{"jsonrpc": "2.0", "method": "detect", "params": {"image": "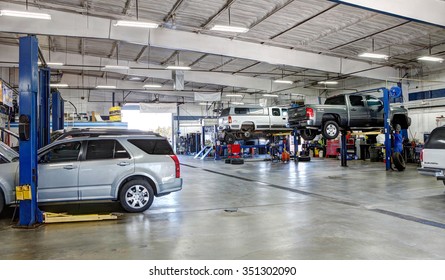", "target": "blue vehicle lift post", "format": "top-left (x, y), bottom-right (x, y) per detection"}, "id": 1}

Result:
top-left (39, 67), bottom-right (51, 148)
top-left (18, 36), bottom-right (43, 226)
top-left (52, 91), bottom-right (64, 131)
top-left (348, 86), bottom-right (402, 170)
